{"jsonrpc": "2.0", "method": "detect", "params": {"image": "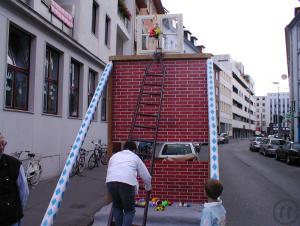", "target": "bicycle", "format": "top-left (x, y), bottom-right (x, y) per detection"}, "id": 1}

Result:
top-left (88, 140), bottom-right (109, 169)
top-left (12, 150), bottom-right (42, 186)
top-left (70, 148), bottom-right (88, 177)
